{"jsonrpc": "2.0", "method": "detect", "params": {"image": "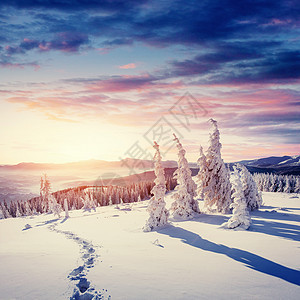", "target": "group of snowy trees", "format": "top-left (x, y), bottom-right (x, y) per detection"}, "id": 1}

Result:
top-left (0, 174), bottom-right (177, 219)
top-left (1, 118), bottom-right (299, 224)
top-left (145, 119), bottom-right (263, 231)
top-left (144, 134), bottom-right (202, 232)
top-left (253, 173), bottom-right (300, 193)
